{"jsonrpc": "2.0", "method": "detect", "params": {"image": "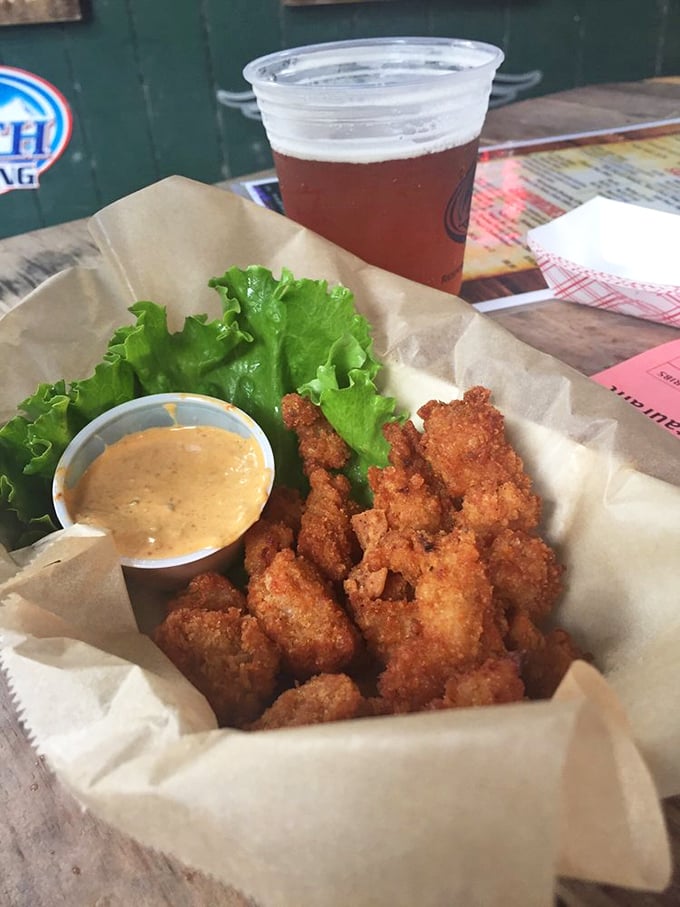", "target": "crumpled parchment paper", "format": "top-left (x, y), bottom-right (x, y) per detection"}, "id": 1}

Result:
top-left (1, 176), bottom-right (679, 907)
